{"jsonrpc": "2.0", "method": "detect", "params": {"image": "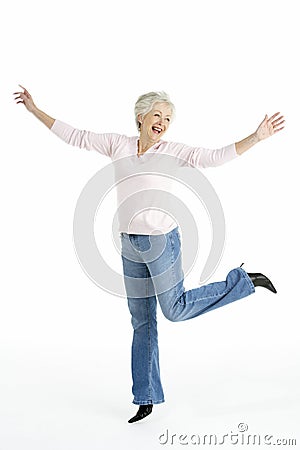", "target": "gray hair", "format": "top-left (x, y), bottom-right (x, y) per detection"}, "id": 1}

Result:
top-left (134, 91), bottom-right (176, 131)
